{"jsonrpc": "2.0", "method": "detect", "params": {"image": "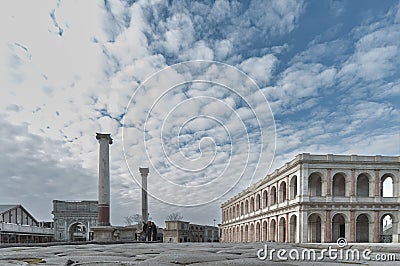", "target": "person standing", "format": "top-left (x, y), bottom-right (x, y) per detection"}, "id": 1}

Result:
top-left (151, 222), bottom-right (157, 241)
top-left (142, 221), bottom-right (148, 241)
top-left (146, 221), bottom-right (152, 241)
